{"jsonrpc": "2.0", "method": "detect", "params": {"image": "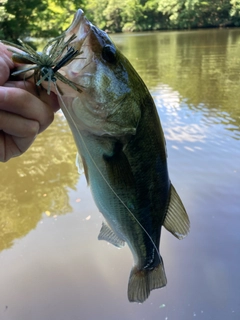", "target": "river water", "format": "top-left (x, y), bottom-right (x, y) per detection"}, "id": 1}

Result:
top-left (0, 28), bottom-right (240, 320)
